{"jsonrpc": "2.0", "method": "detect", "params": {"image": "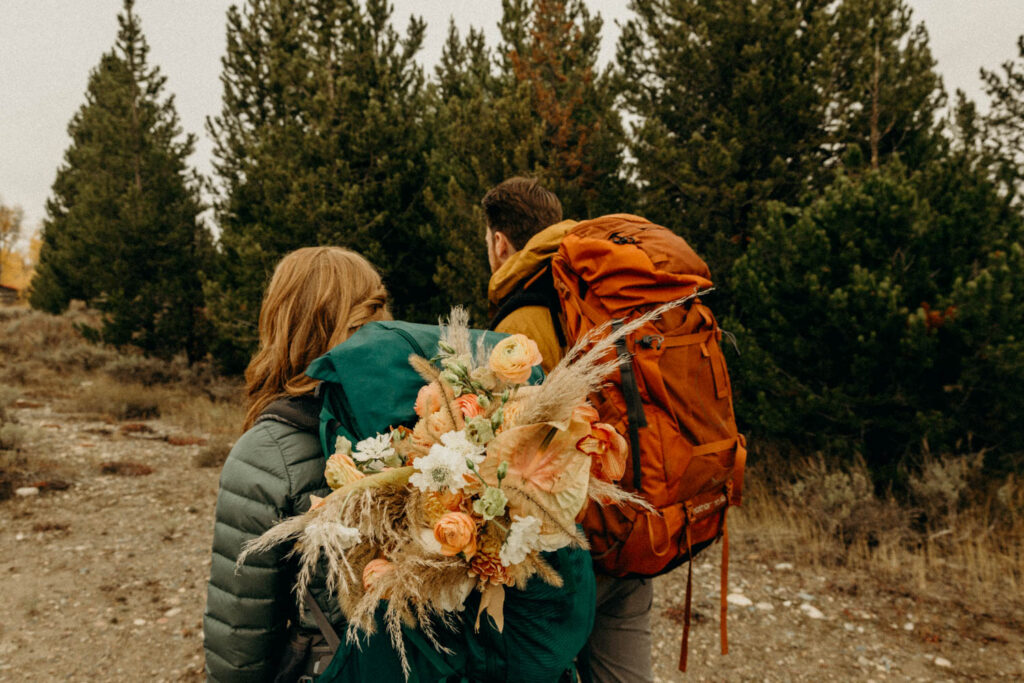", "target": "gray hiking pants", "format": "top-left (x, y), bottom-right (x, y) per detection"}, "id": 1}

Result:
top-left (584, 576), bottom-right (655, 683)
